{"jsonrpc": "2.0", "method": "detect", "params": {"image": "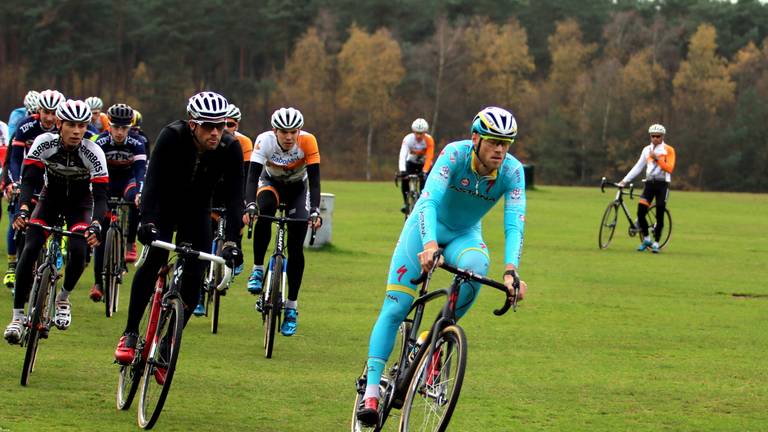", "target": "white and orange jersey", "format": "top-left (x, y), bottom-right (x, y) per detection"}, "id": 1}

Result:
top-left (622, 142), bottom-right (676, 183)
top-left (399, 132), bottom-right (435, 172)
top-left (251, 130), bottom-right (320, 183)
